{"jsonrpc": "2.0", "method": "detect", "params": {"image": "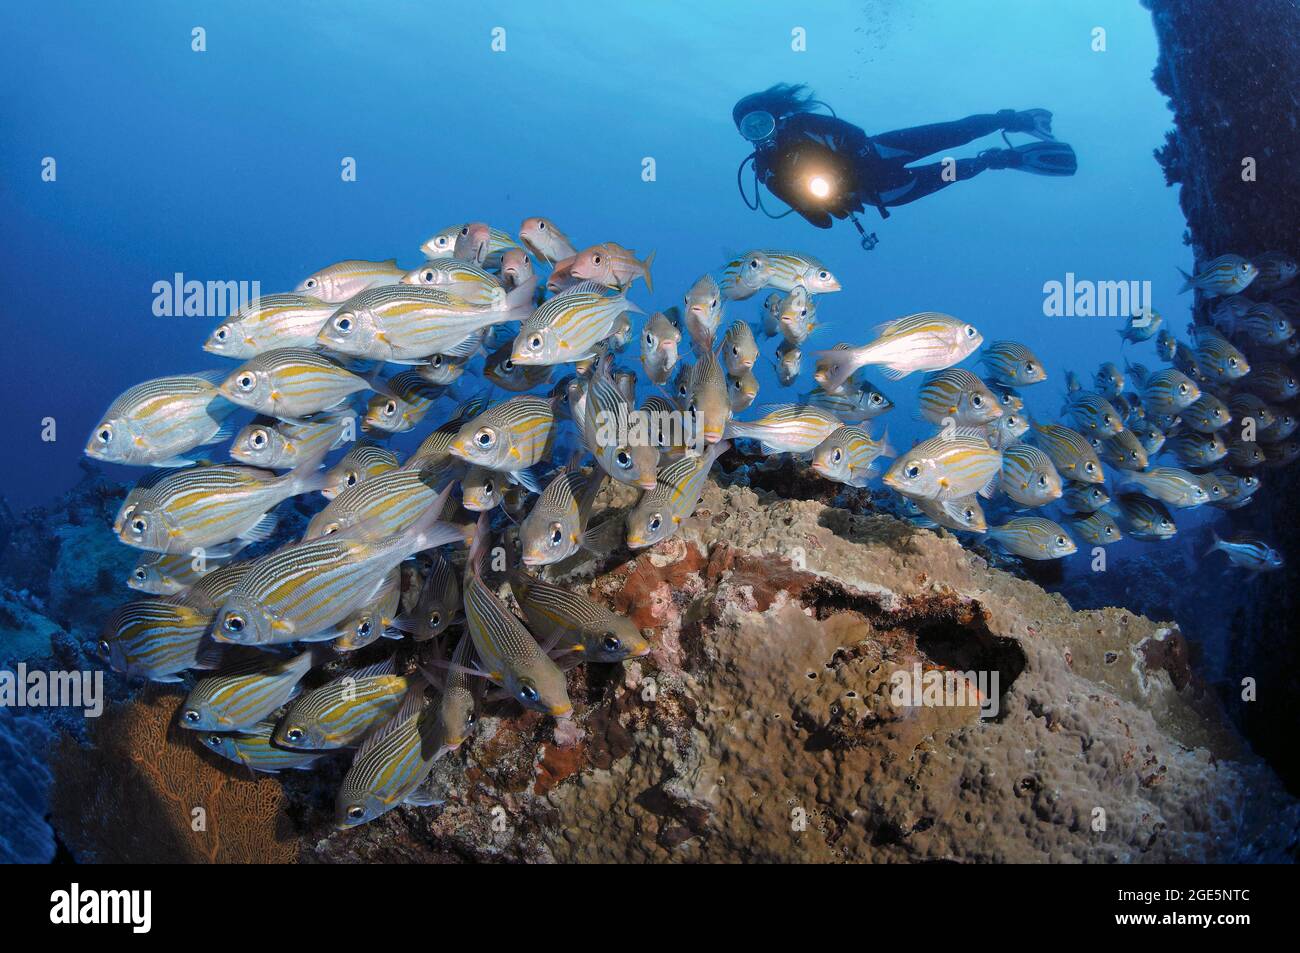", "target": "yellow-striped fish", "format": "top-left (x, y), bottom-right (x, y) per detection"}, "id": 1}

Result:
top-left (1068, 510), bottom-right (1123, 545)
top-left (99, 561), bottom-right (250, 682)
top-left (979, 341), bottom-right (1047, 387)
top-left (116, 454), bottom-right (326, 553)
top-left (127, 544), bottom-right (246, 596)
top-left (462, 520), bottom-right (572, 717)
top-left (987, 517), bottom-right (1076, 559)
top-left (719, 251), bottom-right (774, 301)
top-left (999, 444), bottom-right (1062, 507)
top-left (448, 396), bottom-right (556, 485)
top-left (276, 655), bottom-right (411, 751)
top-left (754, 250), bottom-right (841, 293)
top-left (362, 371), bottom-right (445, 434)
top-left (1118, 467), bottom-right (1210, 508)
top-left (200, 719), bottom-right (326, 774)
top-left (810, 425), bottom-right (895, 487)
top-left (626, 440), bottom-right (730, 548)
top-left (296, 258), bottom-right (404, 303)
top-left (641, 310), bottom-right (682, 385)
top-left (512, 282), bottom-right (641, 366)
top-left (1031, 422), bottom-right (1105, 484)
top-left (509, 568), bottom-right (648, 662)
top-left (305, 462), bottom-right (447, 540)
top-left (520, 468), bottom-right (605, 566)
top-left (919, 369), bottom-right (1003, 426)
top-left (213, 487), bottom-right (460, 645)
top-left (335, 680), bottom-right (440, 828)
top-left (317, 281), bottom-right (533, 363)
top-left (230, 411), bottom-right (352, 470)
top-left (883, 431), bottom-right (1001, 502)
top-left (1178, 254), bottom-right (1257, 297)
top-left (86, 372), bottom-right (235, 467)
top-left (180, 647), bottom-right (317, 732)
top-left (725, 403), bottom-right (843, 454)
top-left (204, 293), bottom-right (338, 358)
top-left (421, 223), bottom-right (519, 264)
top-left (815, 313), bottom-right (982, 391)
top-left (321, 440), bottom-right (399, 500)
top-left (219, 348), bottom-right (373, 420)
top-left (777, 286), bottom-right (818, 346)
